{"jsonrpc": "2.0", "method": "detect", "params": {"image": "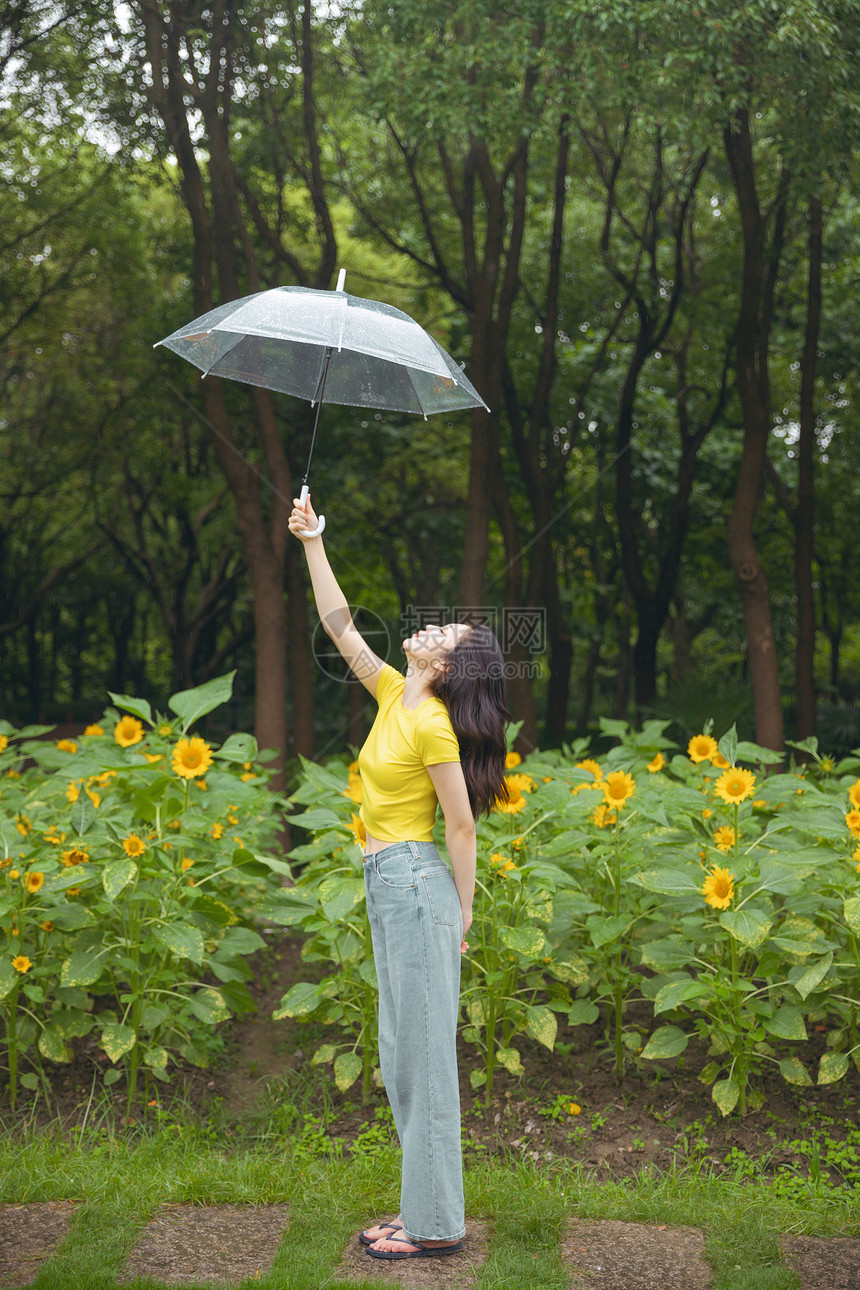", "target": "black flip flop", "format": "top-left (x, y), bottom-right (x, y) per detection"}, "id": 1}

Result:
top-left (358, 1221), bottom-right (402, 1247)
top-left (366, 1230), bottom-right (464, 1260)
